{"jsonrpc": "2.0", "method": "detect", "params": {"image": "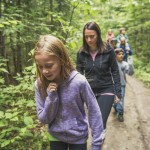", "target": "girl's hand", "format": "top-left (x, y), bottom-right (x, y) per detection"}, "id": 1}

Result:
top-left (115, 95), bottom-right (120, 103)
top-left (47, 82), bottom-right (58, 92)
